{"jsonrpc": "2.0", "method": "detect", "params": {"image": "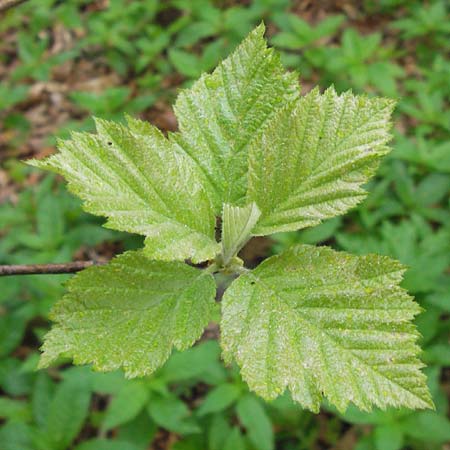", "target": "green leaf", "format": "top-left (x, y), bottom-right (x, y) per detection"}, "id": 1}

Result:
top-left (160, 340), bottom-right (225, 384)
top-left (424, 343), bottom-right (450, 365)
top-left (374, 424), bottom-right (404, 450)
top-left (221, 244), bottom-right (432, 412)
top-left (171, 435), bottom-right (205, 450)
top-left (224, 428), bottom-right (247, 450)
top-left (0, 304), bottom-right (33, 358)
top-left (89, 371), bottom-right (128, 395)
top-left (117, 411), bottom-right (157, 448)
top-left (0, 398), bottom-right (31, 421)
top-left (102, 381), bottom-right (149, 431)
top-left (402, 411), bottom-right (450, 444)
top-left (44, 375), bottom-right (92, 450)
top-left (38, 251), bottom-right (216, 377)
top-left (0, 422), bottom-right (33, 450)
top-left (173, 23), bottom-right (299, 209)
top-left (74, 439), bottom-right (140, 450)
top-left (169, 48), bottom-right (202, 78)
top-left (337, 404), bottom-right (409, 426)
top-left (28, 116), bottom-right (218, 263)
top-left (221, 202), bottom-right (261, 264)
top-left (248, 87), bottom-right (395, 235)
top-left (31, 373), bottom-right (54, 429)
top-left (208, 414), bottom-right (232, 450)
top-left (236, 395), bottom-right (274, 450)
top-left (197, 383), bottom-right (241, 416)
top-left (147, 394), bottom-right (201, 434)
top-left (0, 358), bottom-right (32, 397)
